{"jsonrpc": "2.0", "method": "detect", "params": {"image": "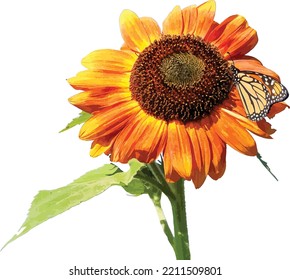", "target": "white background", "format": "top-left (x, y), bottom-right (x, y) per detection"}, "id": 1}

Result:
top-left (0, 0), bottom-right (289, 279)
